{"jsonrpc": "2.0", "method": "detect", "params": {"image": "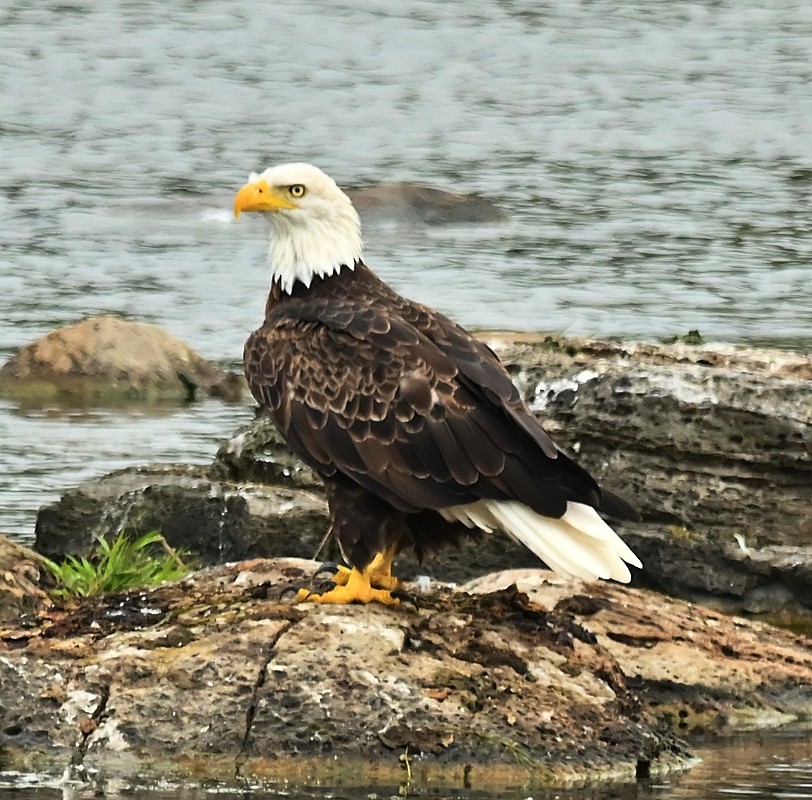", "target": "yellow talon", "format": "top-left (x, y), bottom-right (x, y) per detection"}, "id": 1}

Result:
top-left (328, 564), bottom-right (352, 586)
top-left (366, 547), bottom-right (401, 591)
top-left (320, 544), bottom-right (401, 592)
top-left (302, 566), bottom-right (400, 606)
